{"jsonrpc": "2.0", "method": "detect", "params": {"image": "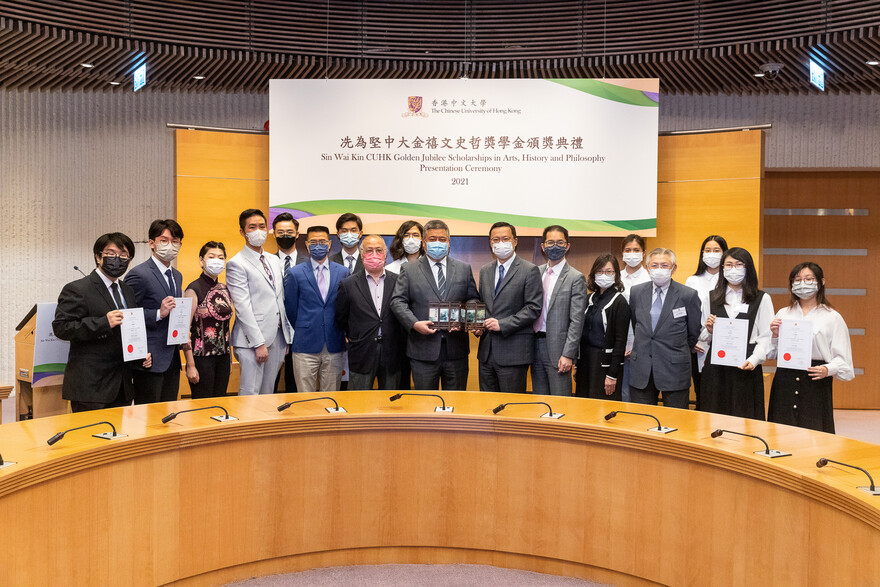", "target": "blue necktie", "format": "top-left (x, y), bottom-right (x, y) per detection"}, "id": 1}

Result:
top-left (494, 264), bottom-right (505, 295)
top-left (165, 269), bottom-right (175, 295)
top-left (650, 288), bottom-right (663, 331)
top-left (436, 262), bottom-right (447, 299)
